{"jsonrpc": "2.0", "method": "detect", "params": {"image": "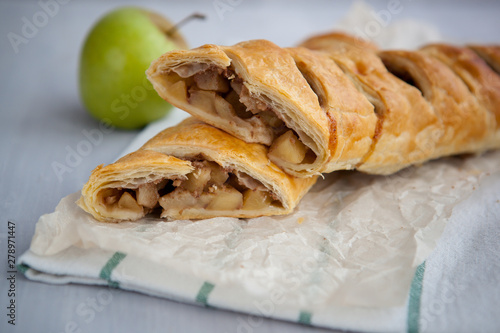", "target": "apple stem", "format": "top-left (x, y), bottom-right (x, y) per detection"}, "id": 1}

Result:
top-left (166, 13), bottom-right (206, 37)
